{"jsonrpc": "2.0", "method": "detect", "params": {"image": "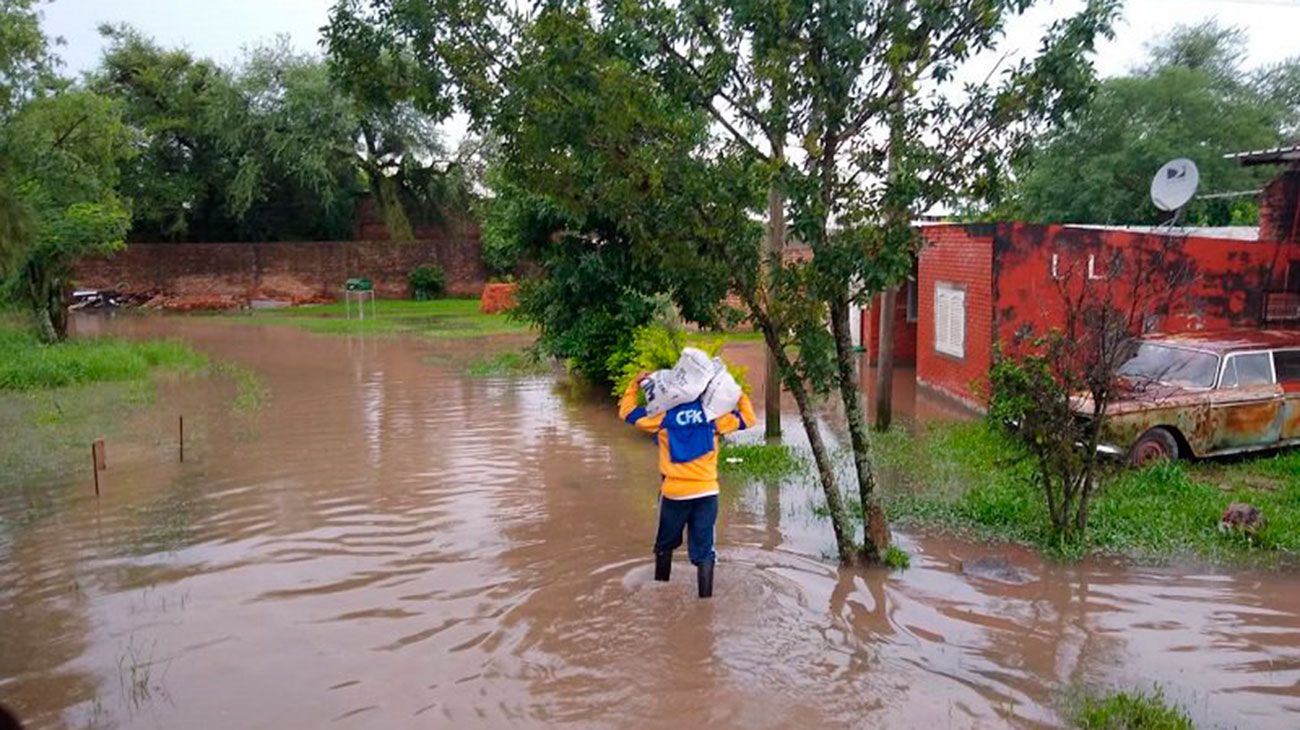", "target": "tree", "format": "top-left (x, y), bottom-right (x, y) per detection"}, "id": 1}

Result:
top-left (1006, 22), bottom-right (1290, 226)
top-left (989, 240), bottom-right (1194, 541)
top-left (92, 25), bottom-right (235, 241)
top-left (326, 0), bottom-right (1117, 564)
top-left (0, 0), bottom-right (60, 267)
top-left (1, 89), bottom-right (133, 341)
top-left (0, 0), bottom-right (59, 121)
